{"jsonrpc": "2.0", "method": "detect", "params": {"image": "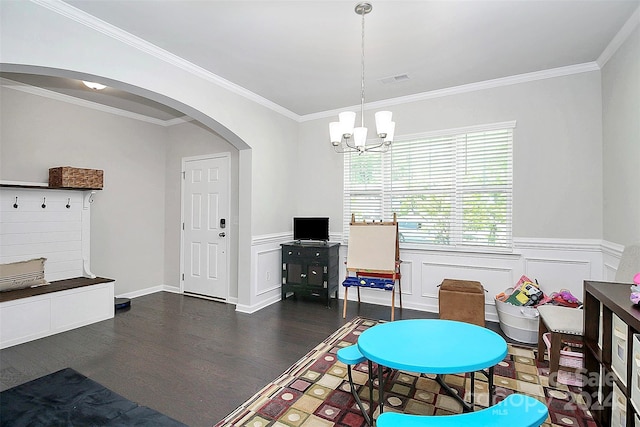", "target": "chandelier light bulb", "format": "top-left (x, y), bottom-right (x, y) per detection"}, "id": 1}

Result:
top-left (375, 111), bottom-right (393, 137)
top-left (330, 122), bottom-right (343, 144)
top-left (353, 127), bottom-right (368, 148)
top-left (384, 122), bottom-right (396, 143)
top-left (339, 111), bottom-right (356, 138)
